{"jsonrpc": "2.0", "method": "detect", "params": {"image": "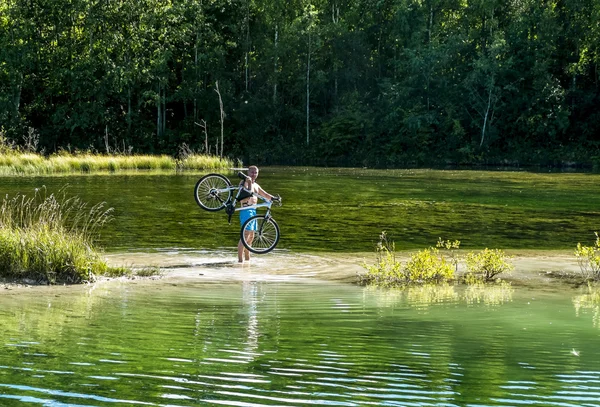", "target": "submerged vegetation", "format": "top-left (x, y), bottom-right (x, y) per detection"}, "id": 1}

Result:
top-left (0, 188), bottom-right (132, 284)
top-left (360, 232), bottom-right (514, 288)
